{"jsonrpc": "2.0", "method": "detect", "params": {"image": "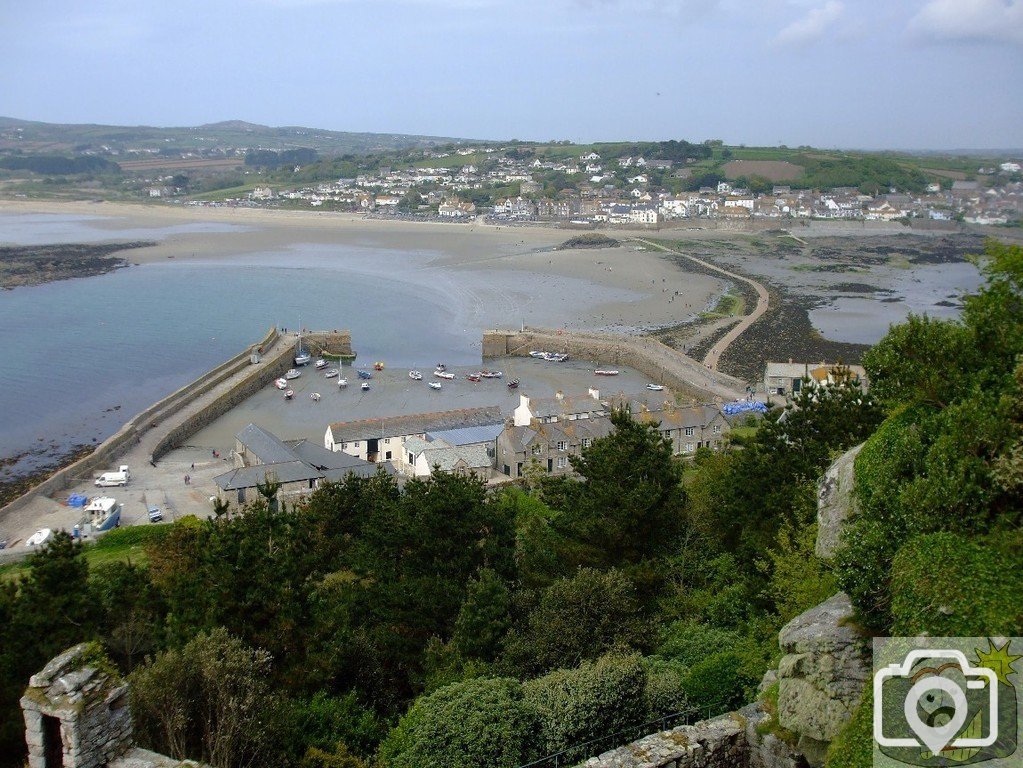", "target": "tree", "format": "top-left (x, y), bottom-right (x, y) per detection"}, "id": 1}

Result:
top-left (130, 628), bottom-right (286, 768)
top-left (556, 409), bottom-right (684, 567)
top-left (506, 568), bottom-right (647, 674)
